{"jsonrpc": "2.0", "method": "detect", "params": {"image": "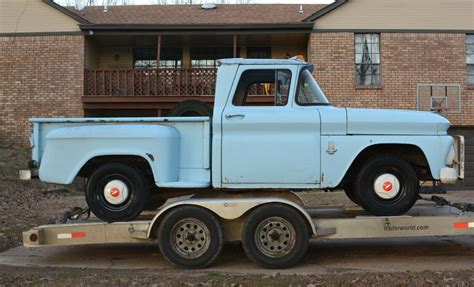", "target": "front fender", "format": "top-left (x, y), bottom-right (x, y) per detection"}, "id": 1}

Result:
top-left (38, 124), bottom-right (180, 184)
top-left (320, 135), bottom-right (453, 188)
